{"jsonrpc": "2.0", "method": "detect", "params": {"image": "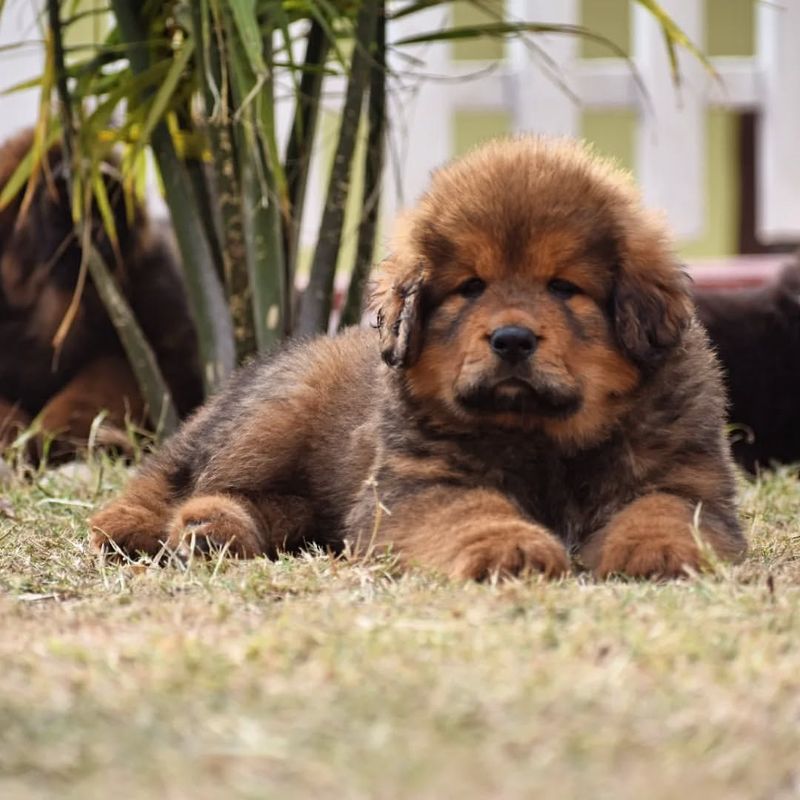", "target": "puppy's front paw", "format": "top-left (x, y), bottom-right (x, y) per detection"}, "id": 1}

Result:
top-left (90, 502), bottom-right (167, 559)
top-left (166, 495), bottom-right (264, 559)
top-left (449, 524), bottom-right (569, 581)
top-left (586, 514), bottom-right (702, 579)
